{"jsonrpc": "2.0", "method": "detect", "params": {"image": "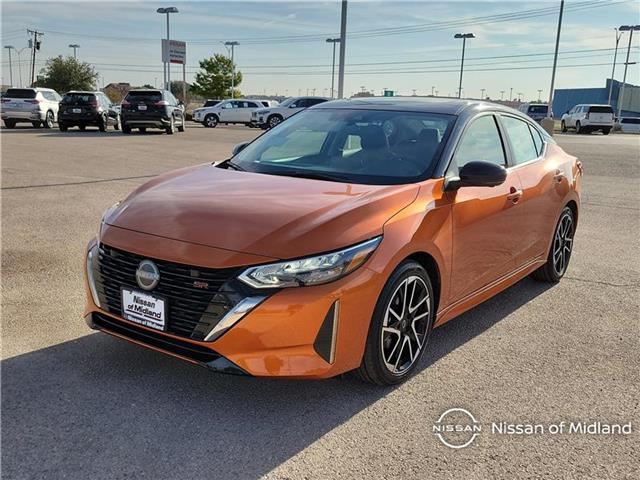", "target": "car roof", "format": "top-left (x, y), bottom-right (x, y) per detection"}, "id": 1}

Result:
top-left (65, 90), bottom-right (101, 94)
top-left (313, 96), bottom-right (518, 116)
